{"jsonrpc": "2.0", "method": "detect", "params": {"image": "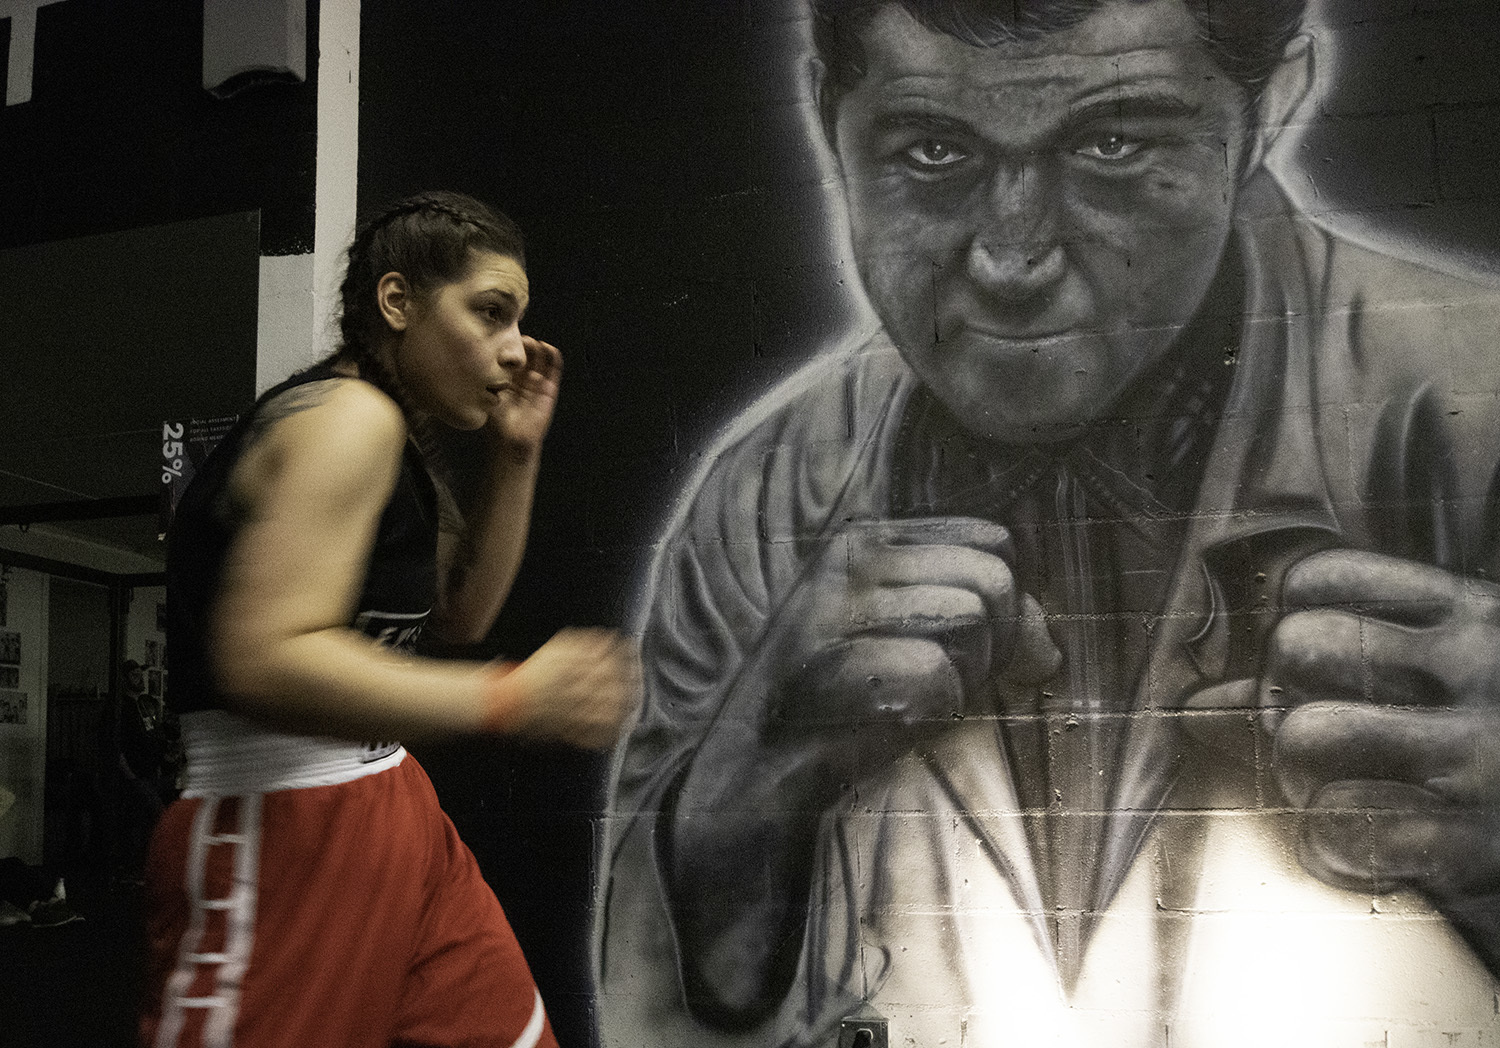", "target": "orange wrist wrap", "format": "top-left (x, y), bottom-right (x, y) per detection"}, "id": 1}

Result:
top-left (478, 660), bottom-right (527, 734)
